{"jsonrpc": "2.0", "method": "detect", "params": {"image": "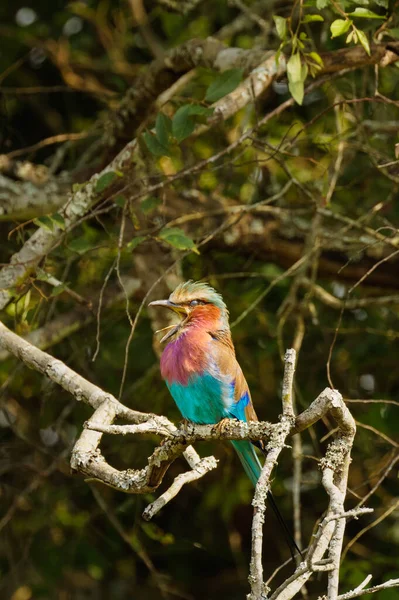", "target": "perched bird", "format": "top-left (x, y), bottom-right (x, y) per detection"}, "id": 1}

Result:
top-left (149, 280), bottom-right (263, 486)
top-left (150, 280), bottom-right (299, 556)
